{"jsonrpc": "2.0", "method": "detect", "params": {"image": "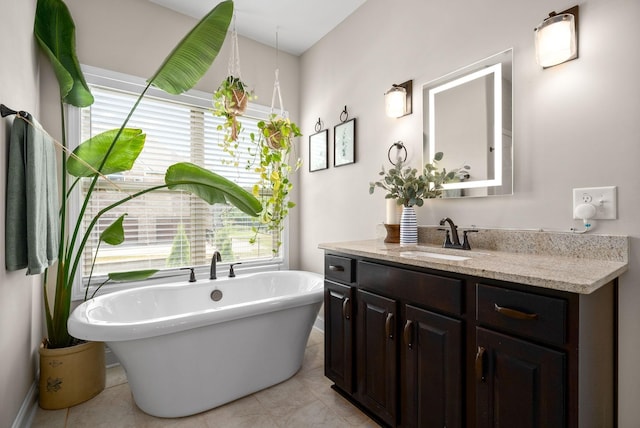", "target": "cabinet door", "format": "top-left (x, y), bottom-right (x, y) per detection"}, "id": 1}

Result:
top-left (401, 305), bottom-right (462, 428)
top-left (357, 289), bottom-right (398, 427)
top-left (476, 328), bottom-right (566, 428)
top-left (324, 281), bottom-right (354, 393)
